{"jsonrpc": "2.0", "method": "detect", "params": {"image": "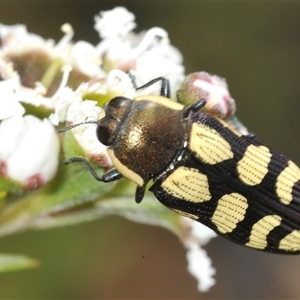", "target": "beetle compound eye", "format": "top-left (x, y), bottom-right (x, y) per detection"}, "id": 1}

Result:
top-left (105, 96), bottom-right (133, 125)
top-left (96, 125), bottom-right (111, 146)
top-left (108, 96), bottom-right (130, 109)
